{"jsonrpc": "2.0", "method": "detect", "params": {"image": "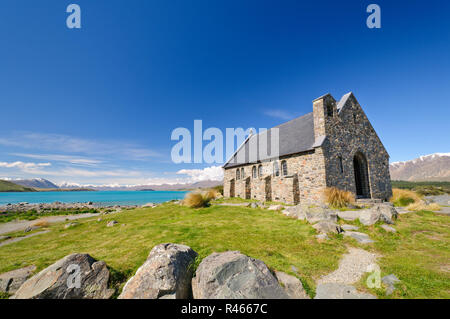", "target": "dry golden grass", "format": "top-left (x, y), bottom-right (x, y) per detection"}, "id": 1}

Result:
top-left (390, 188), bottom-right (422, 207)
top-left (324, 187), bottom-right (355, 208)
top-left (407, 201), bottom-right (441, 212)
top-left (31, 220), bottom-right (50, 227)
top-left (183, 192), bottom-right (211, 208)
top-left (204, 189), bottom-right (219, 201)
